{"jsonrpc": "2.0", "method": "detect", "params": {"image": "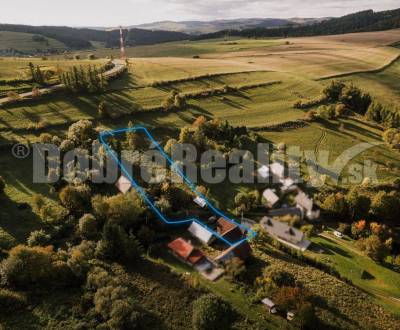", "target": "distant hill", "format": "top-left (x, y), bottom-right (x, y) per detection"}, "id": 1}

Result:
top-left (0, 24), bottom-right (189, 53)
top-left (131, 17), bottom-right (327, 35)
top-left (196, 8), bottom-right (400, 40)
top-left (0, 31), bottom-right (67, 56)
